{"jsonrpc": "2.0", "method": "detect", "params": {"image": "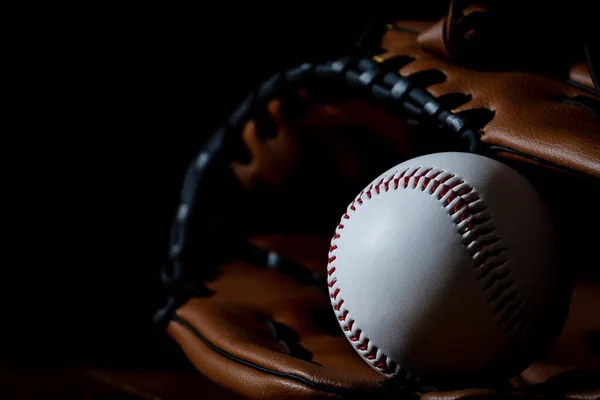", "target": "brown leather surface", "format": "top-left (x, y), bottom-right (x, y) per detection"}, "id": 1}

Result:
top-left (519, 279), bottom-right (600, 384)
top-left (416, 1), bottom-right (594, 76)
top-left (232, 96), bottom-right (417, 192)
top-left (416, 18), bottom-right (450, 60)
top-left (168, 260), bottom-right (385, 400)
top-left (569, 62), bottom-right (595, 89)
top-left (417, 2), bottom-right (487, 62)
top-left (383, 23), bottom-right (600, 179)
top-left (168, 321), bottom-right (339, 400)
